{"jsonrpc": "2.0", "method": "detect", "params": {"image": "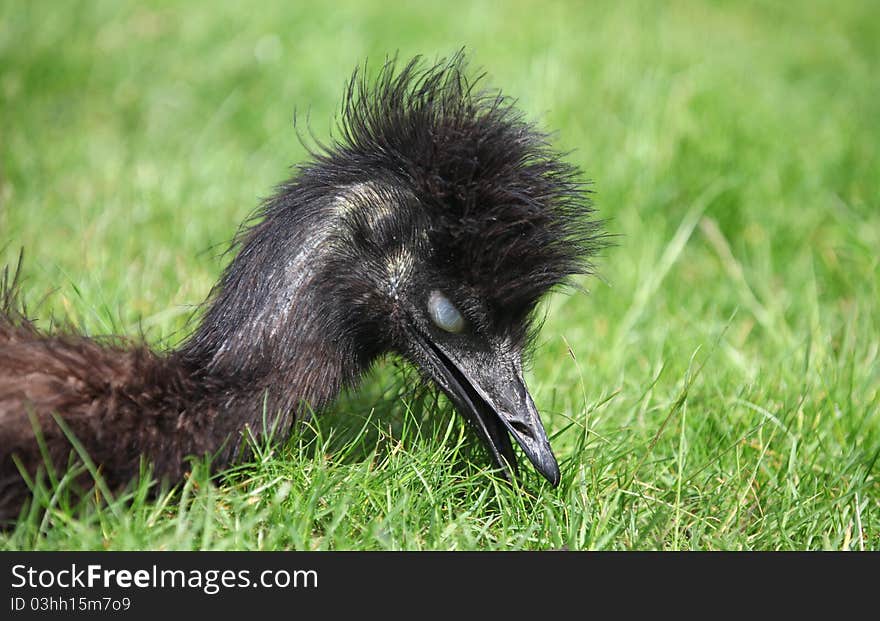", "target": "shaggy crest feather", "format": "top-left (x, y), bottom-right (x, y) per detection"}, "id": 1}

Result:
top-left (330, 54), bottom-right (601, 331)
top-left (0, 54), bottom-right (604, 523)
